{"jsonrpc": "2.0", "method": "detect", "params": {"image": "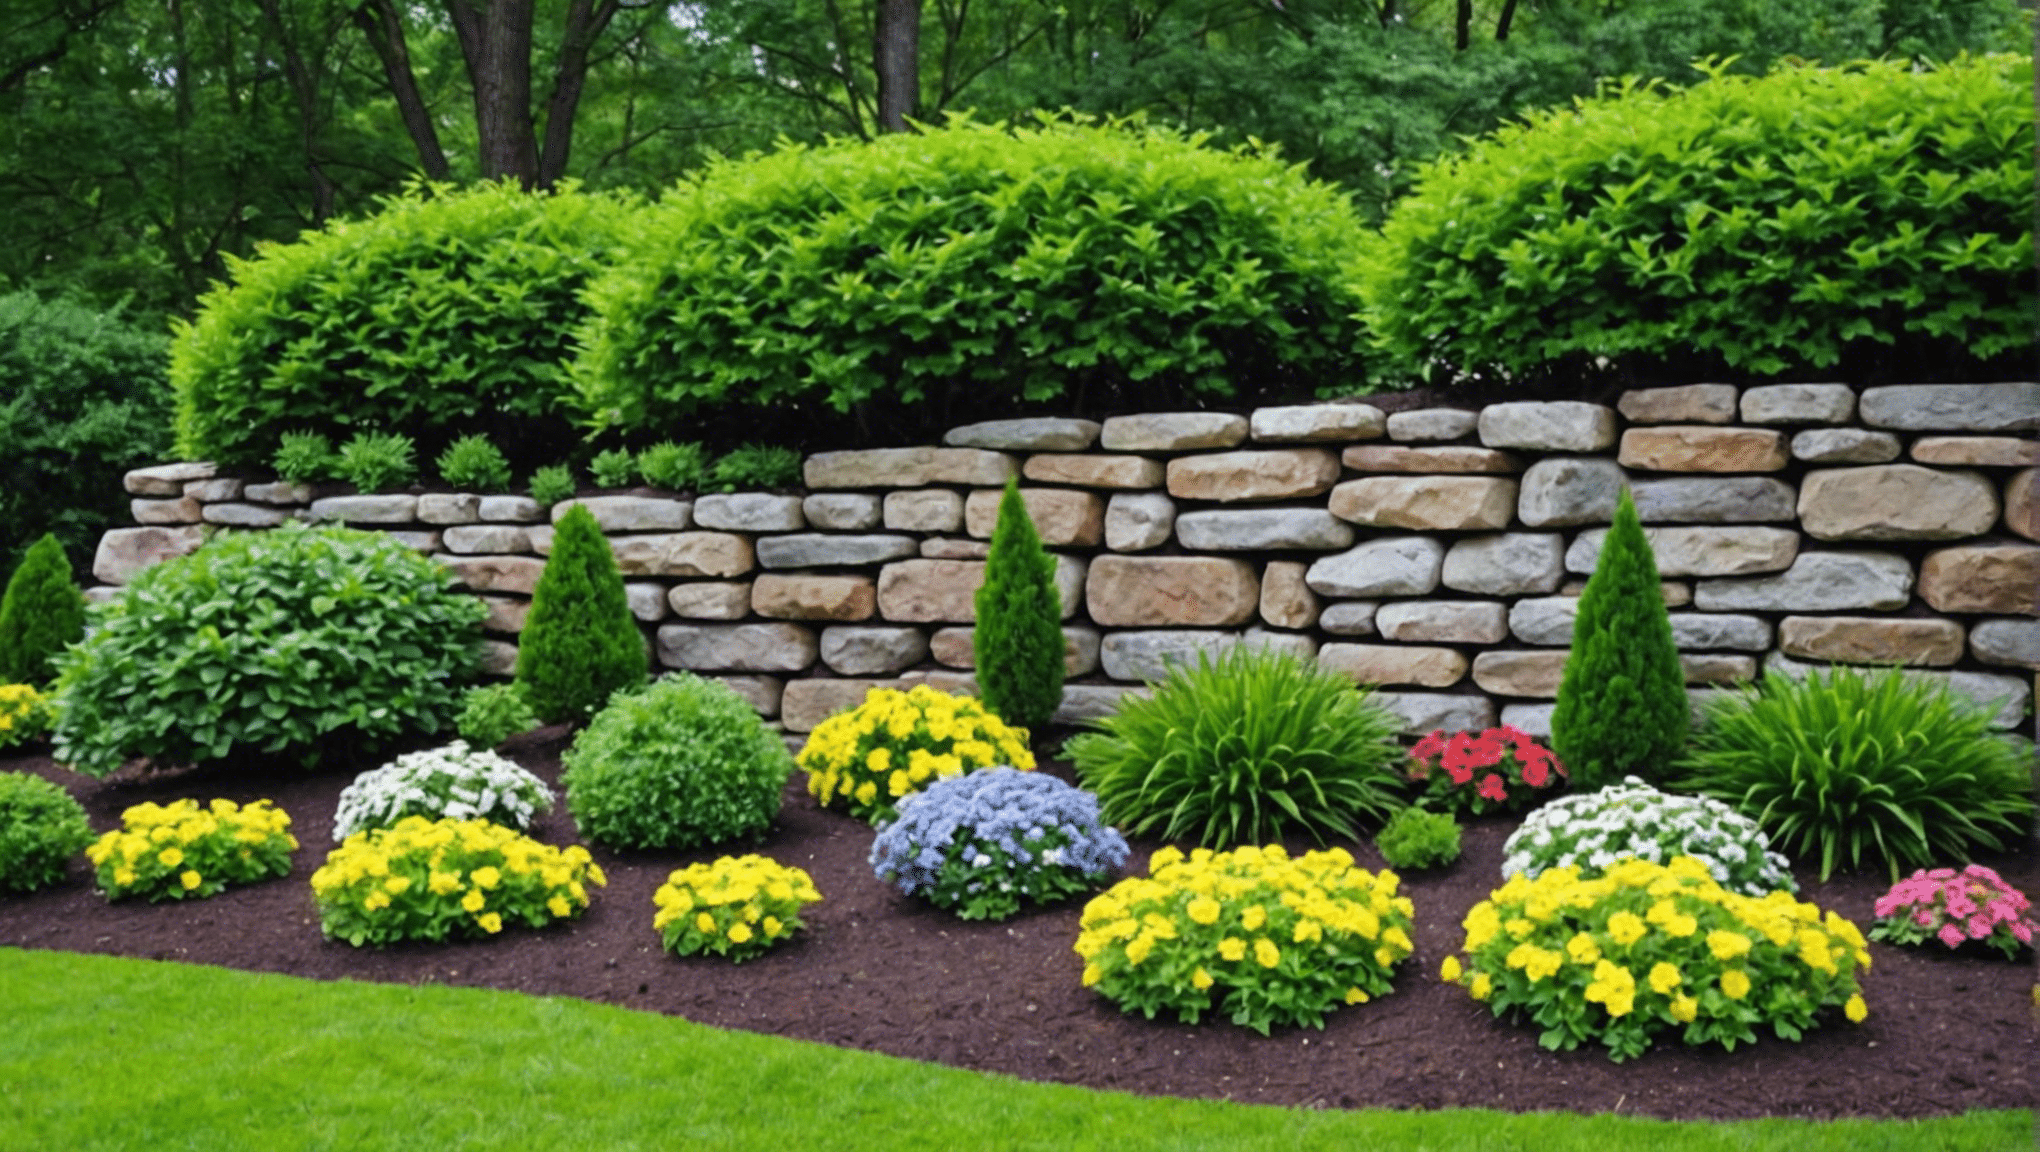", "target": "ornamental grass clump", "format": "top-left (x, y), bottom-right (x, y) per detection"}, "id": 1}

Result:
top-left (1870, 865), bottom-right (2036, 960)
top-left (1673, 665), bottom-right (2036, 881)
top-left (1439, 856), bottom-right (1871, 1063)
top-left (0, 772), bottom-right (93, 894)
top-left (799, 685), bottom-right (1034, 824)
top-left (1407, 725), bottom-right (1567, 816)
top-left (870, 768), bottom-right (1129, 921)
top-left (1373, 807), bottom-right (1462, 871)
top-left (1066, 646), bottom-right (1406, 849)
top-left (0, 683), bottom-right (53, 751)
top-left (652, 855), bottom-right (821, 962)
top-left (1076, 844), bottom-right (1415, 1035)
top-left (332, 741), bottom-right (555, 841)
top-left (311, 816), bottom-right (605, 947)
top-left (1503, 777), bottom-right (1794, 897)
top-left (86, 799), bottom-right (296, 903)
